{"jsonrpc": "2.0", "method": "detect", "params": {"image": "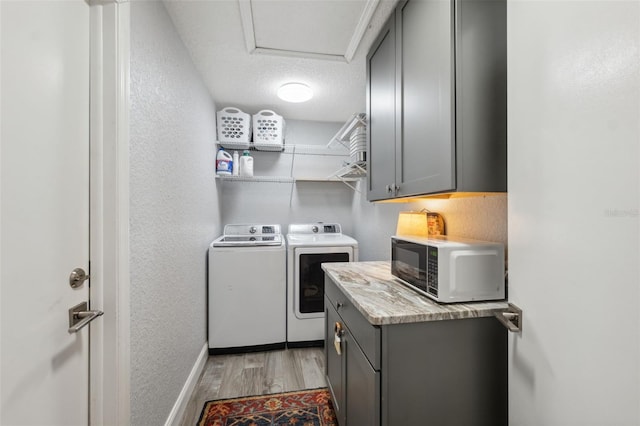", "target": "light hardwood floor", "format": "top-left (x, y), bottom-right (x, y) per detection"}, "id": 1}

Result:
top-left (179, 347), bottom-right (327, 426)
